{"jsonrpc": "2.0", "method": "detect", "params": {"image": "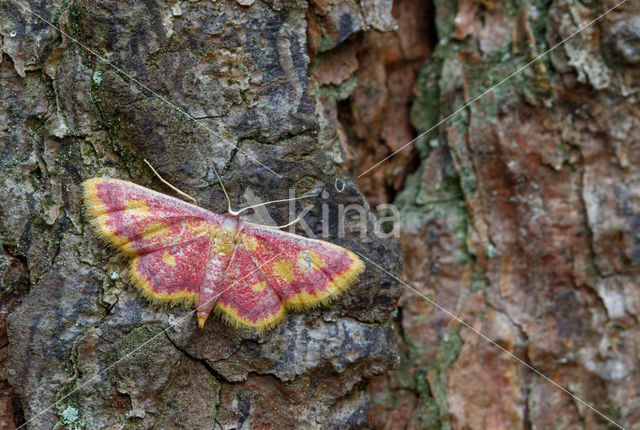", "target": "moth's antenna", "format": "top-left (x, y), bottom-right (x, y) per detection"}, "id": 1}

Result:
top-left (144, 159), bottom-right (198, 206)
top-left (235, 194), bottom-right (318, 216)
